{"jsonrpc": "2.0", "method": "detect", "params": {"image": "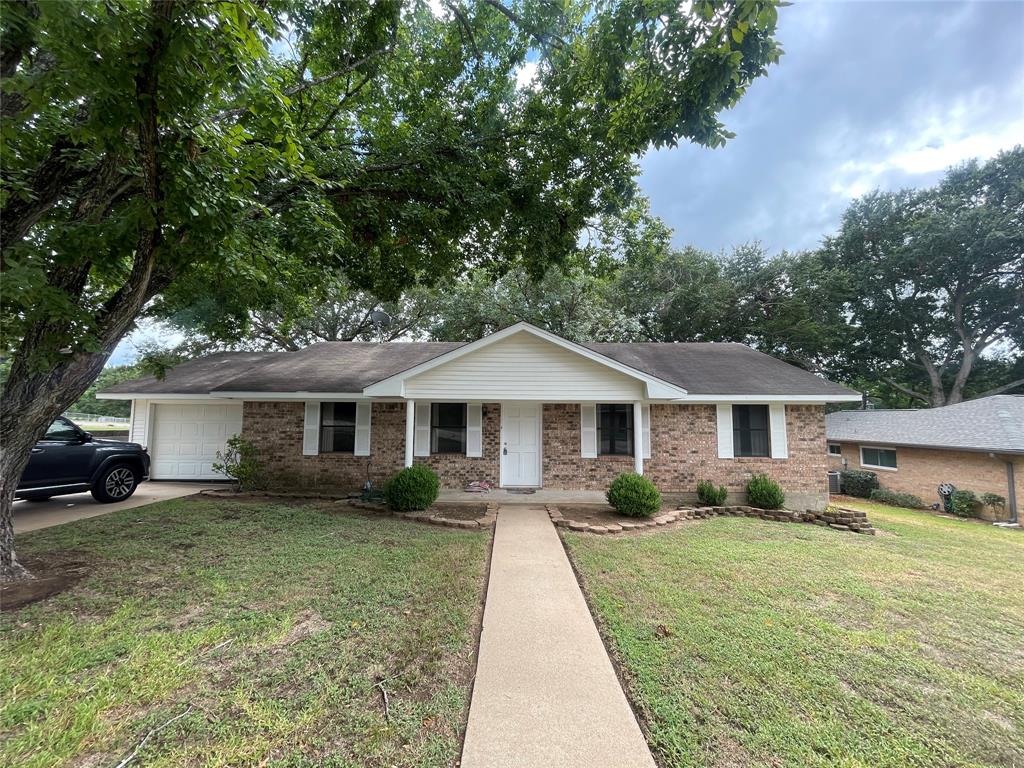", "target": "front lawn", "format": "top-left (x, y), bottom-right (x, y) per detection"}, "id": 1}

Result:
top-left (1, 498), bottom-right (488, 768)
top-left (565, 499), bottom-right (1024, 768)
